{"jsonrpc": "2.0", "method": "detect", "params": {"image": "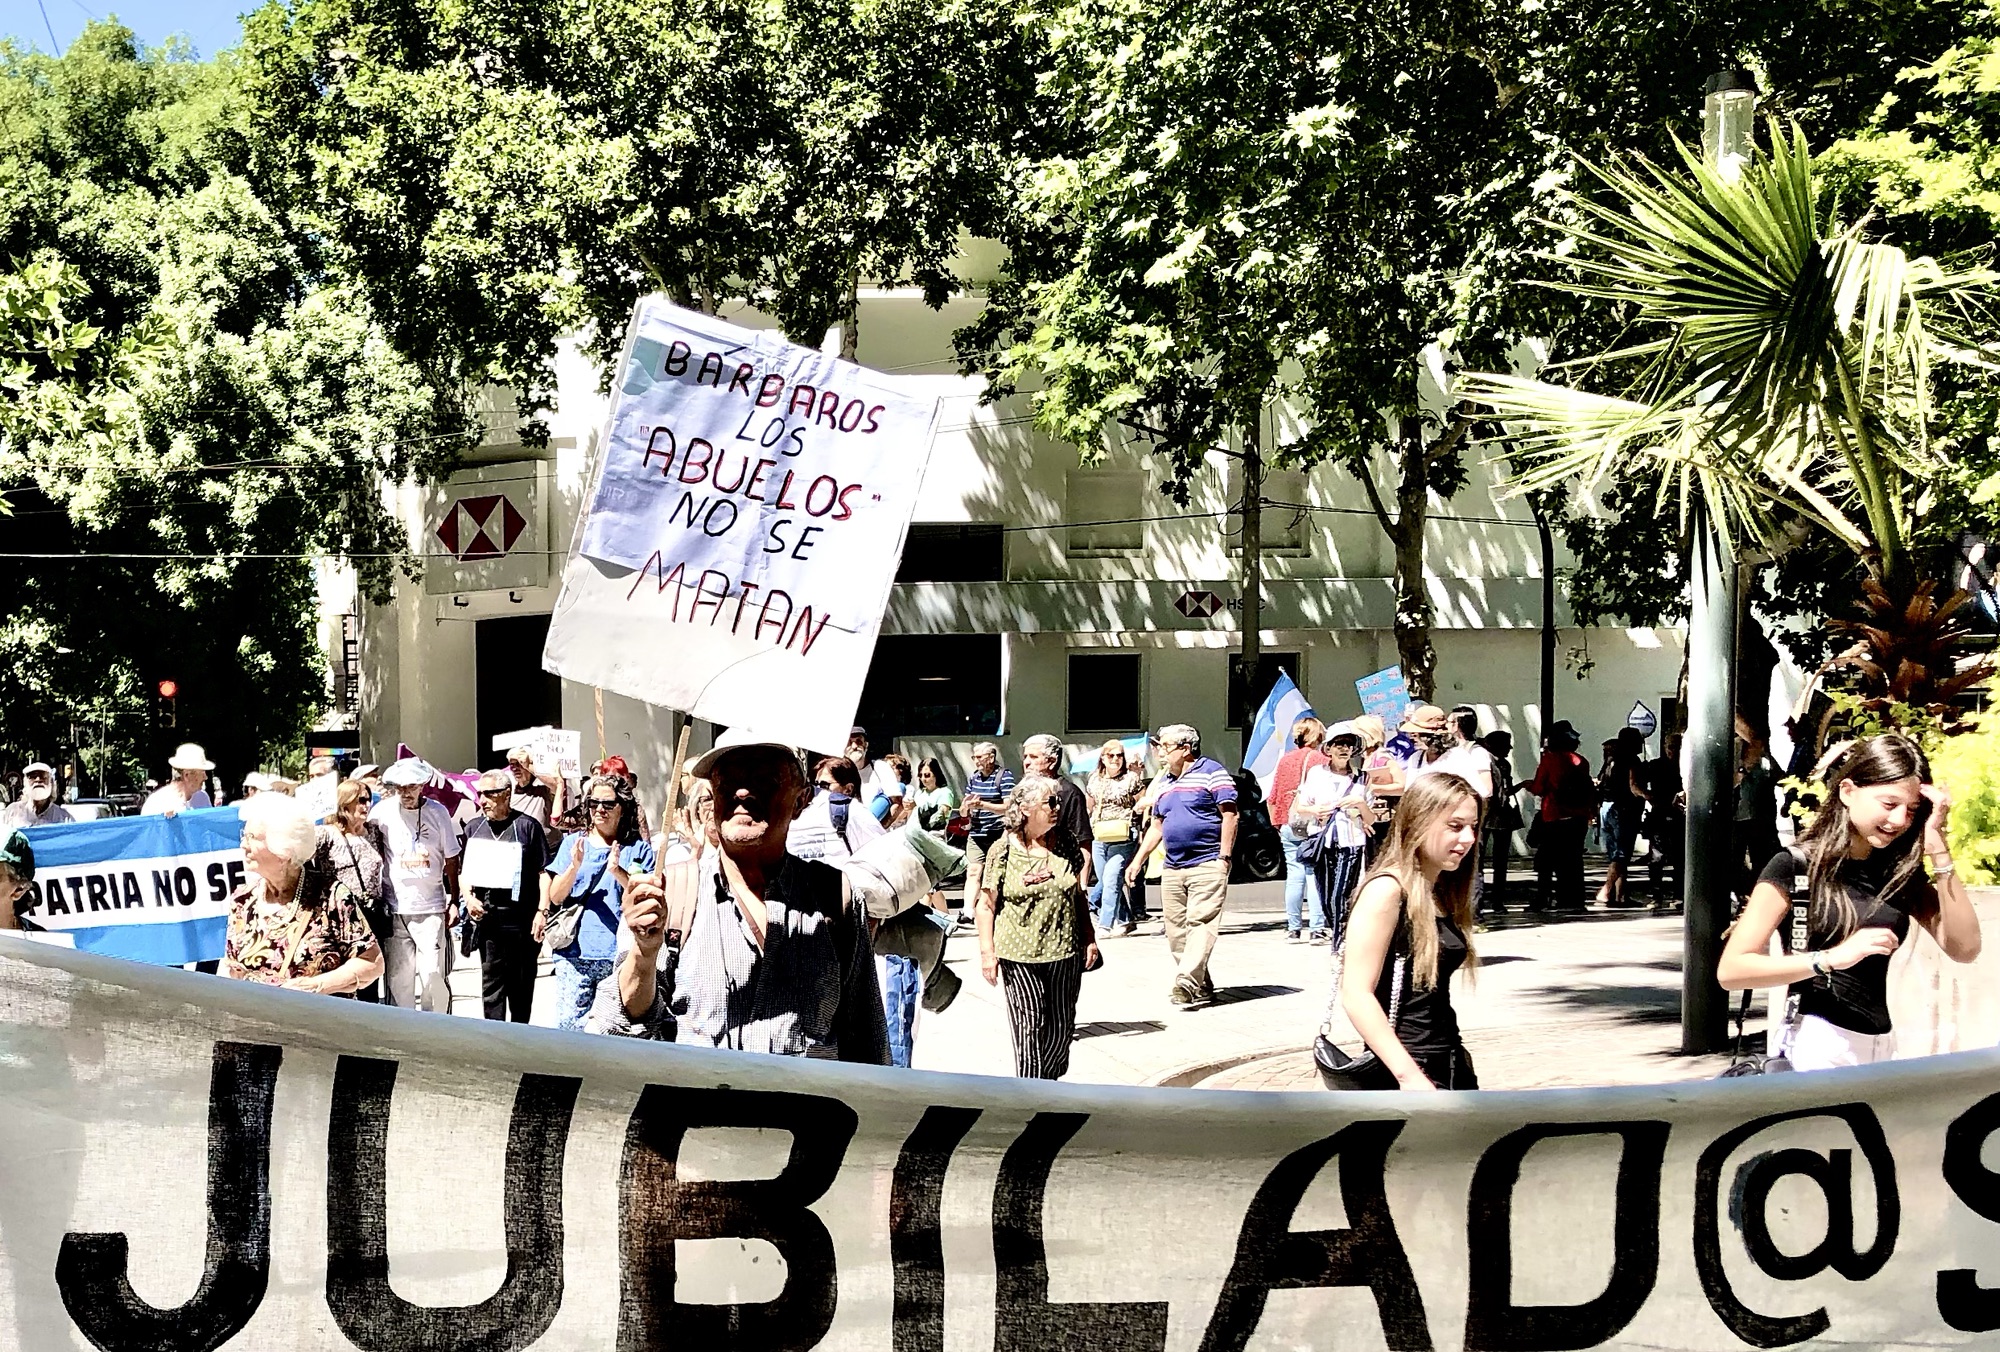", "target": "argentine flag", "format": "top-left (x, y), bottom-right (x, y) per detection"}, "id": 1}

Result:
top-left (1245, 671), bottom-right (1315, 796)
top-left (20, 808), bottom-right (243, 964)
